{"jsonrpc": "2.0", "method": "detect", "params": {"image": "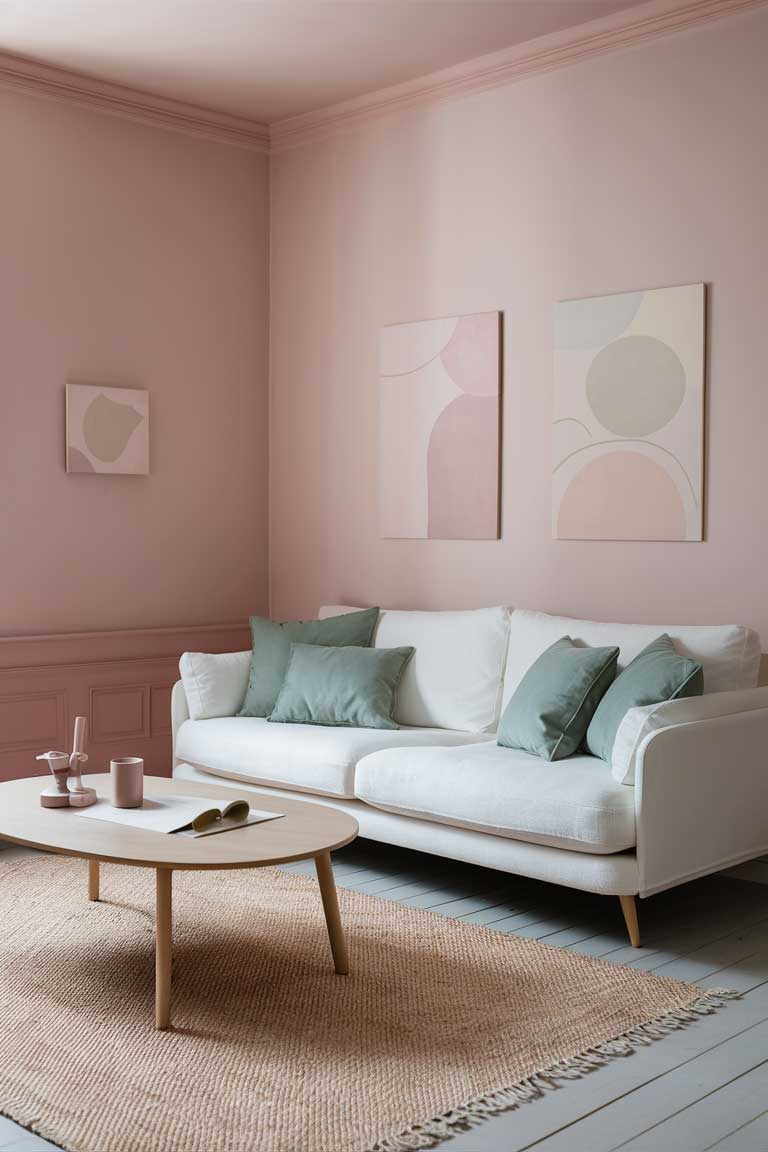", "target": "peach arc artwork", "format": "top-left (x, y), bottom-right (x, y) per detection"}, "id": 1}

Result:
top-left (553, 283), bottom-right (705, 542)
top-left (66, 384), bottom-right (150, 475)
top-left (379, 312), bottom-right (501, 540)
